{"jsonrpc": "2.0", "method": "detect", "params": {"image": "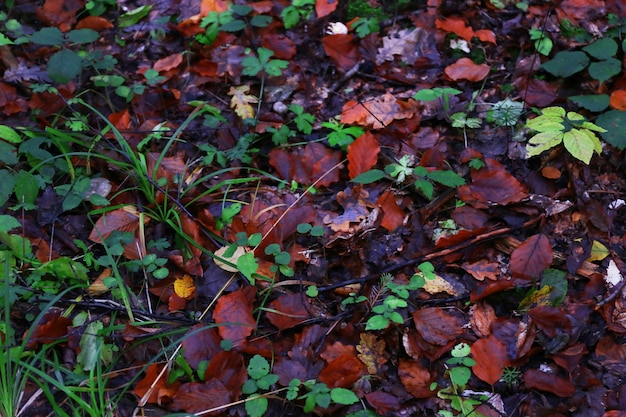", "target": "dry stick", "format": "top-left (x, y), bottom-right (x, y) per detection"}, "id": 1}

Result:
top-left (317, 215), bottom-right (544, 293)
